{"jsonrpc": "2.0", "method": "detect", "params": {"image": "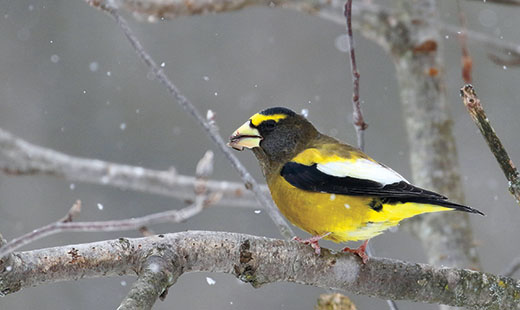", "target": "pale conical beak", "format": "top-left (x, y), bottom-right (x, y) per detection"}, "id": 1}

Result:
top-left (227, 120), bottom-right (262, 151)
